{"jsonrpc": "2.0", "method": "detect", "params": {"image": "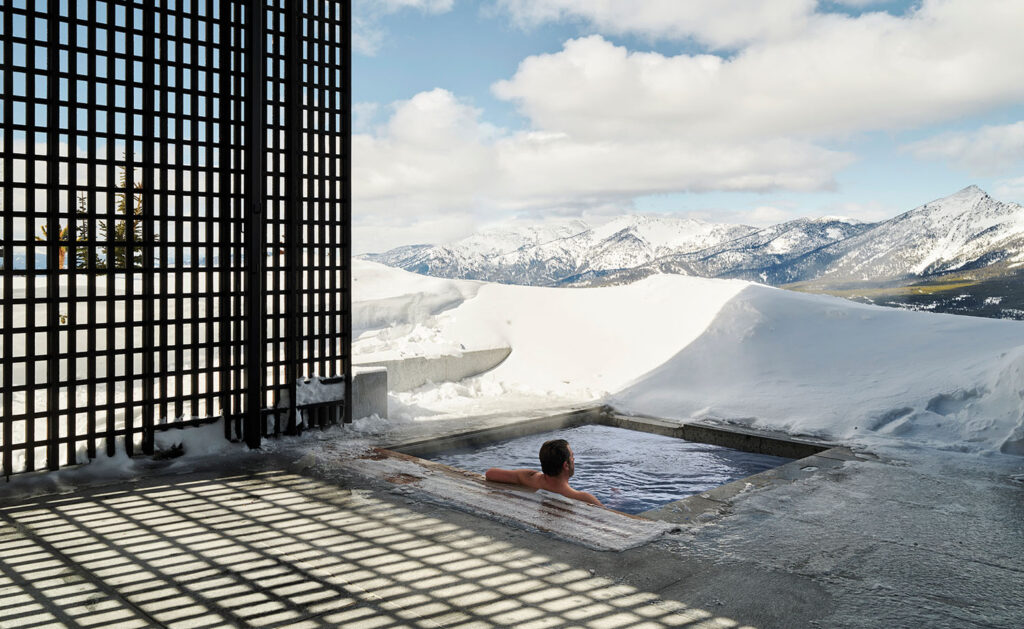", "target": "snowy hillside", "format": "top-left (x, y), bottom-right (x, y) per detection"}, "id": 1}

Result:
top-left (560, 216), bottom-right (873, 286)
top-left (353, 259), bottom-right (1024, 456)
top-left (814, 185), bottom-right (1024, 281)
top-left (364, 215), bottom-right (759, 285)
